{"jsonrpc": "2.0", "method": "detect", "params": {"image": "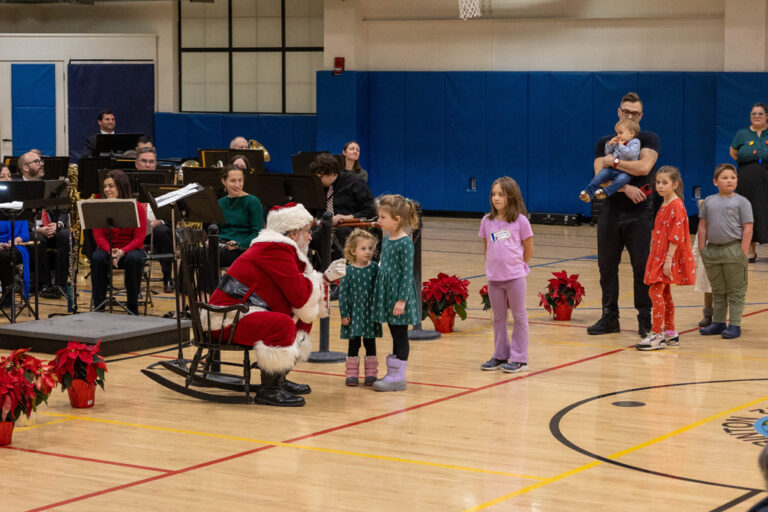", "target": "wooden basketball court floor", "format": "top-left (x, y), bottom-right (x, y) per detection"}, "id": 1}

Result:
top-left (3, 216), bottom-right (768, 511)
